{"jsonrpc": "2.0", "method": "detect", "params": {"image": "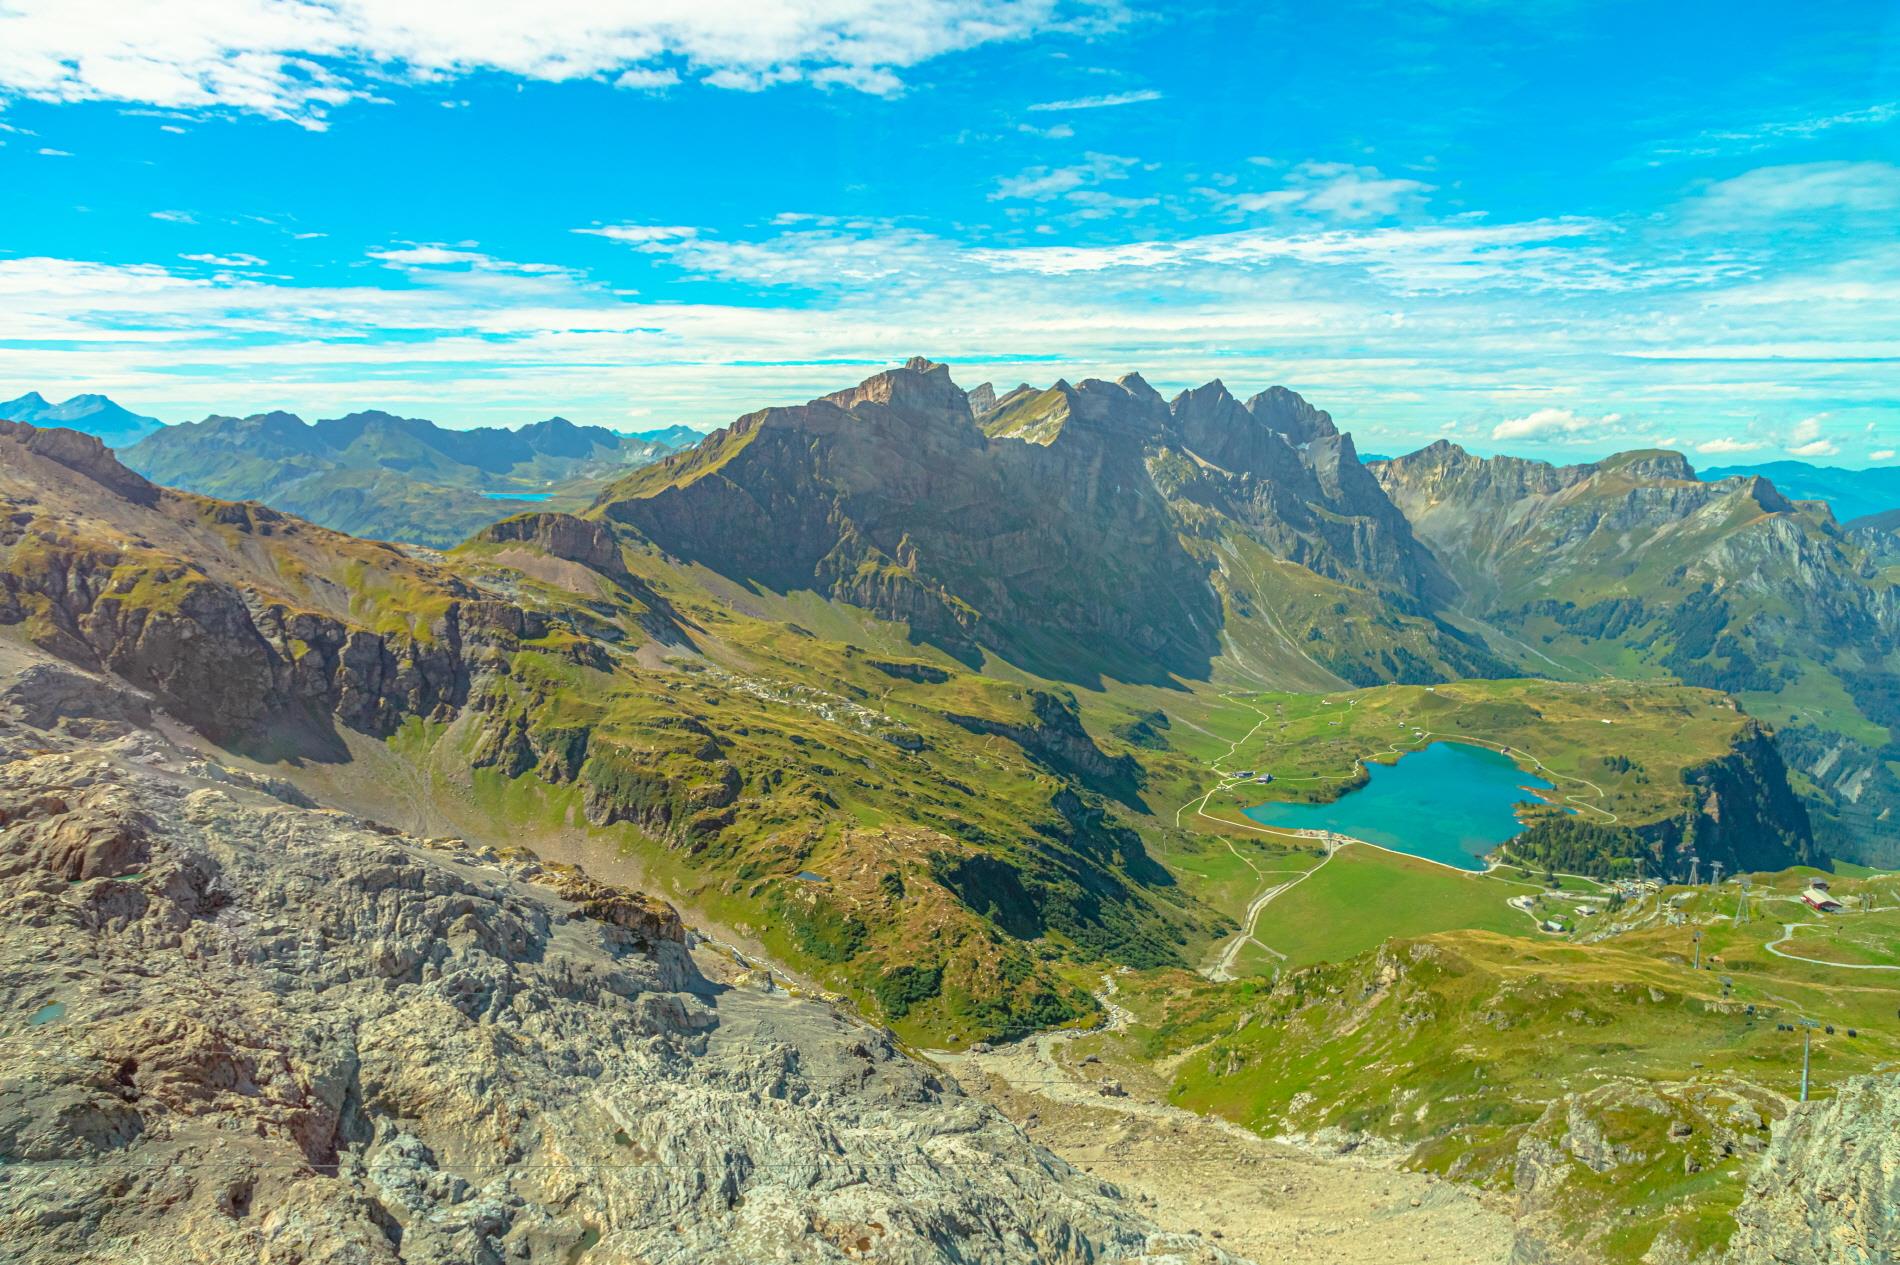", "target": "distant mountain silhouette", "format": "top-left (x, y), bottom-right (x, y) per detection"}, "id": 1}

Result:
top-left (0, 391), bottom-right (164, 448)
